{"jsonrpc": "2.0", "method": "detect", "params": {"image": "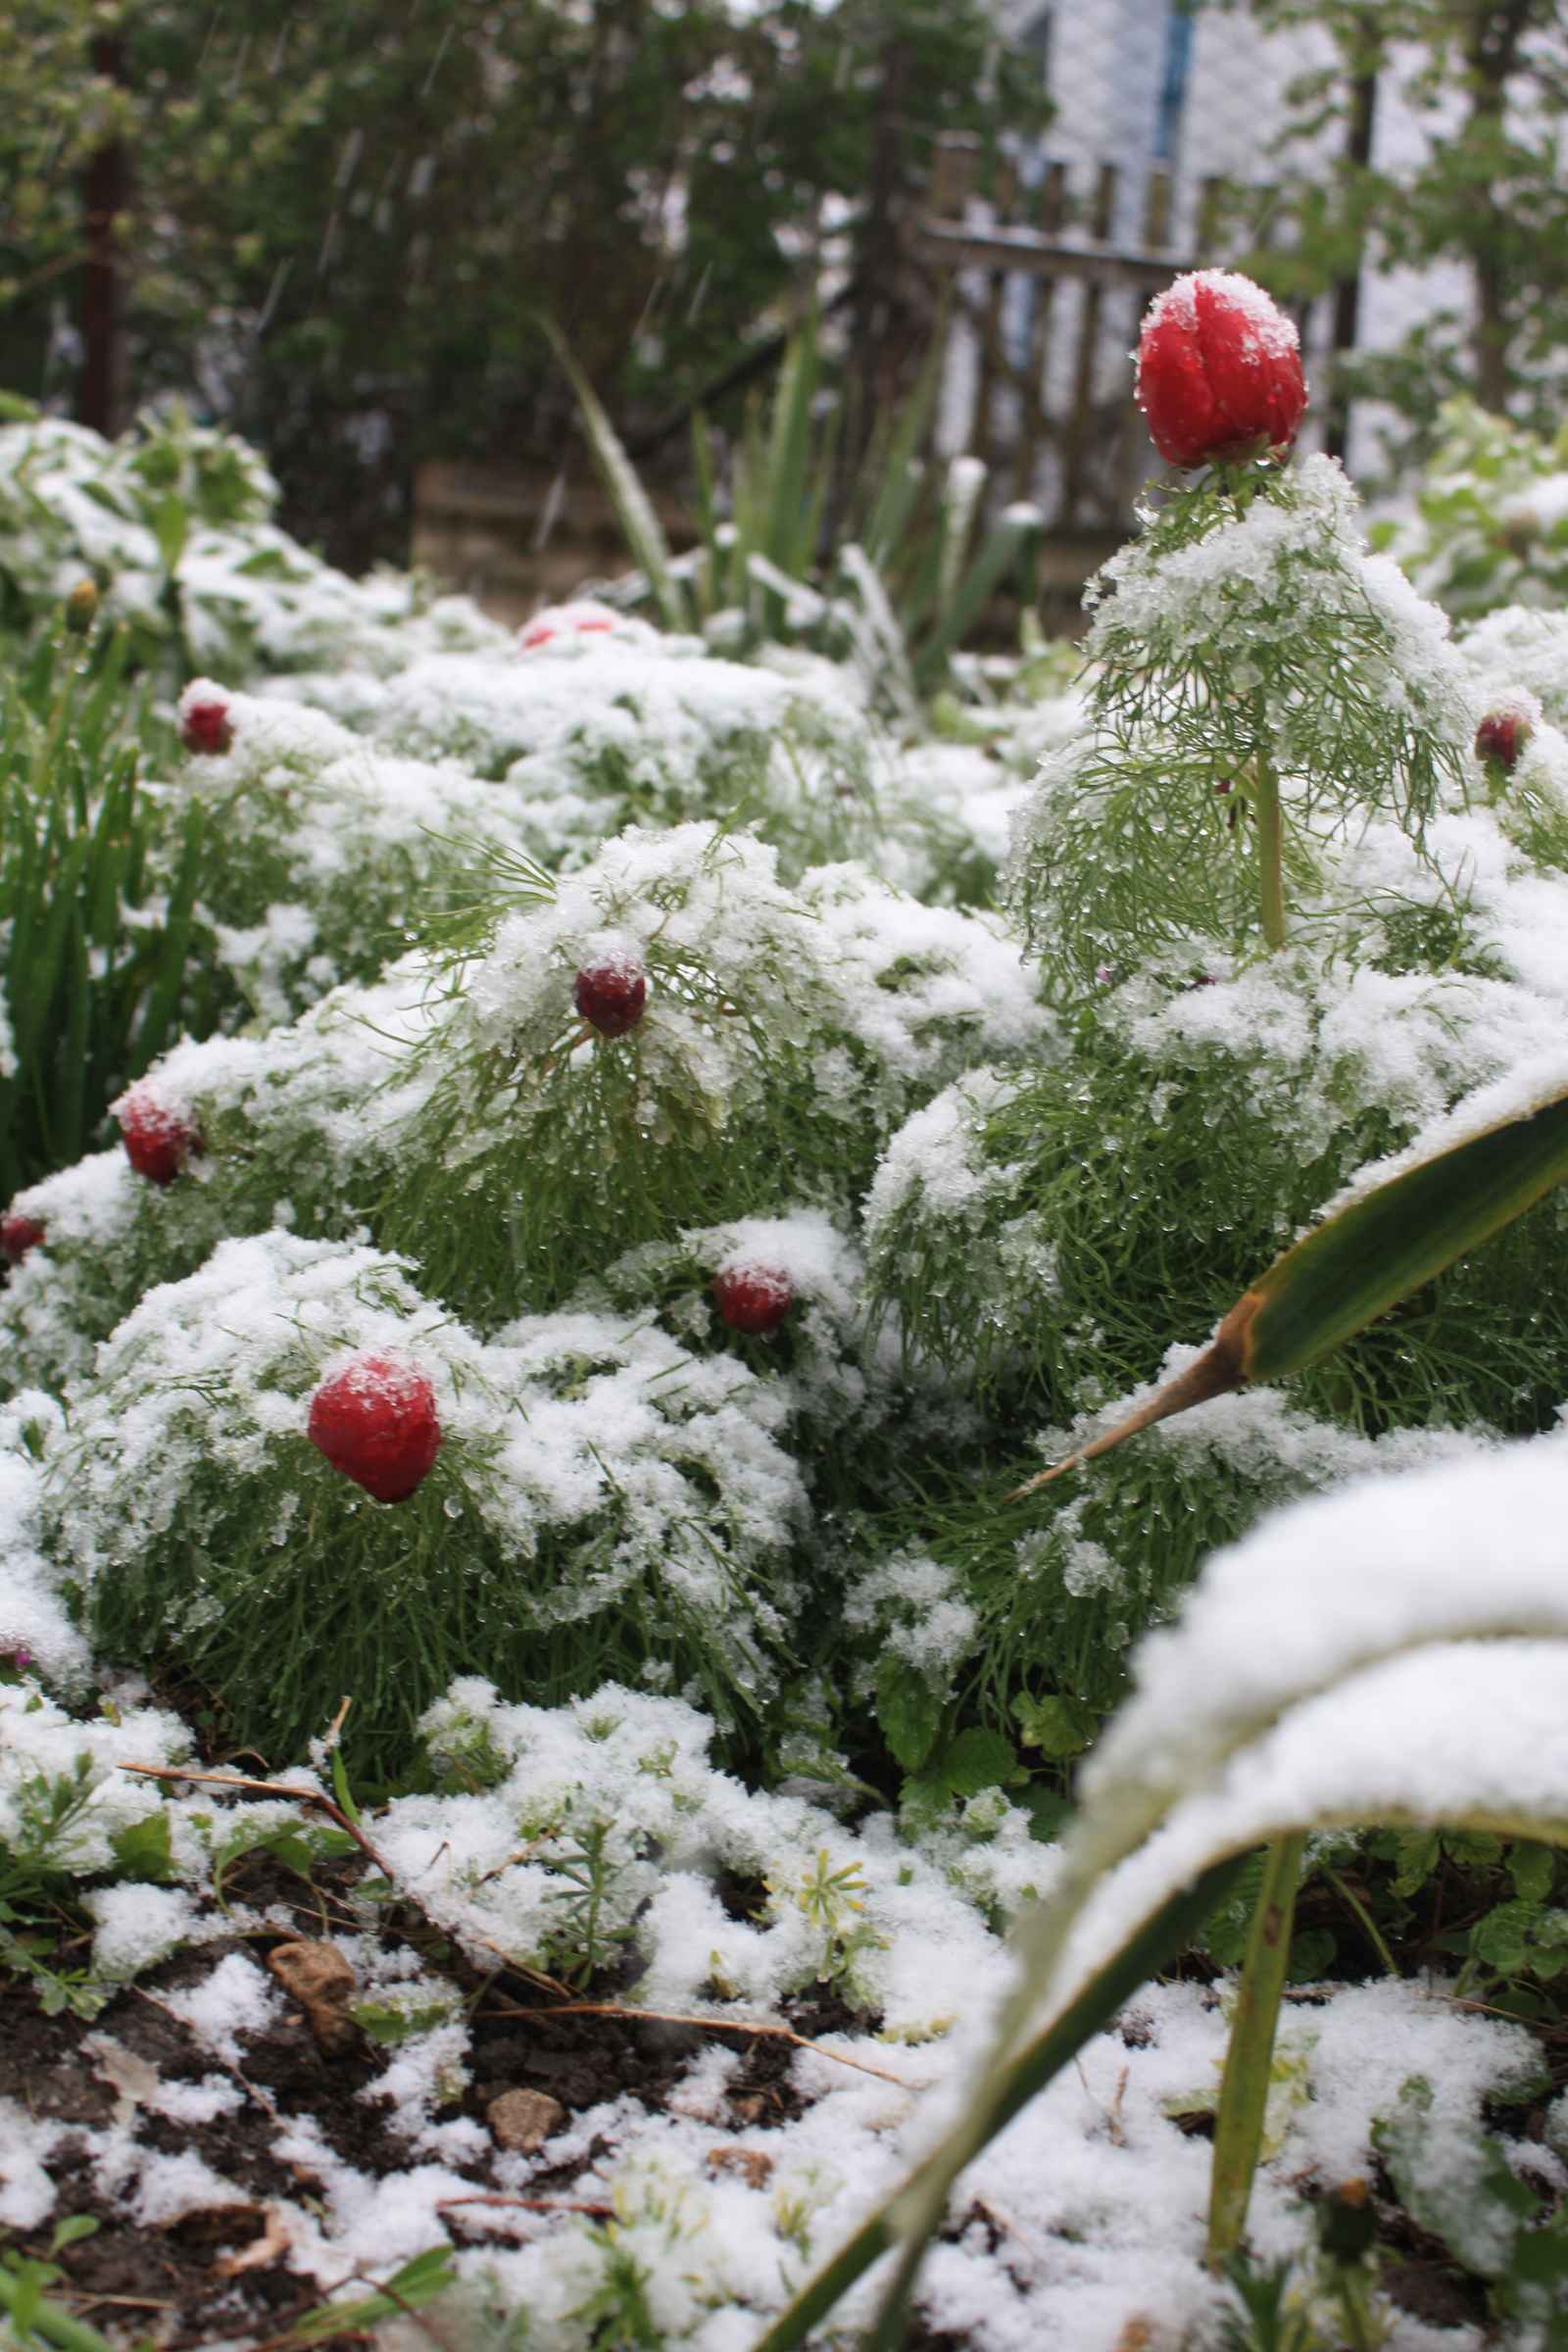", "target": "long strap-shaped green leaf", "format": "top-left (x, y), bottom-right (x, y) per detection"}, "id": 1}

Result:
top-left (748, 1855), bottom-right (1244, 2352)
top-left (539, 318), bottom-right (684, 631)
top-left (1021, 1084), bottom-right (1568, 1490)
